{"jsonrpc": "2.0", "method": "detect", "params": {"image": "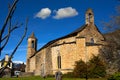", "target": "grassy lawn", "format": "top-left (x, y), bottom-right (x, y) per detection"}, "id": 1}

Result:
top-left (0, 76), bottom-right (107, 80)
